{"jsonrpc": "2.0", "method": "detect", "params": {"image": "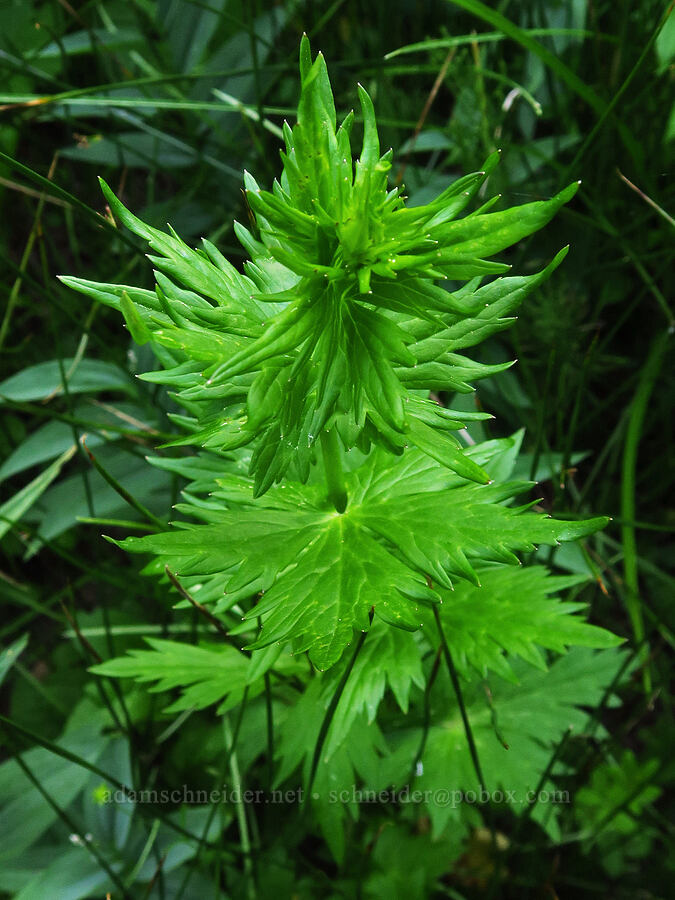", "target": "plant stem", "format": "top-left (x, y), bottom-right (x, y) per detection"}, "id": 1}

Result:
top-left (84, 440), bottom-right (166, 529)
top-left (304, 618), bottom-right (371, 807)
top-left (434, 606), bottom-right (497, 860)
top-left (224, 715), bottom-right (256, 900)
top-left (320, 428), bottom-right (348, 512)
top-left (410, 647), bottom-right (442, 784)
top-left (433, 606), bottom-right (487, 793)
top-left (487, 726), bottom-right (574, 900)
top-left (264, 672), bottom-right (274, 789)
top-left (6, 734), bottom-right (131, 898)
top-left (621, 330), bottom-right (669, 694)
